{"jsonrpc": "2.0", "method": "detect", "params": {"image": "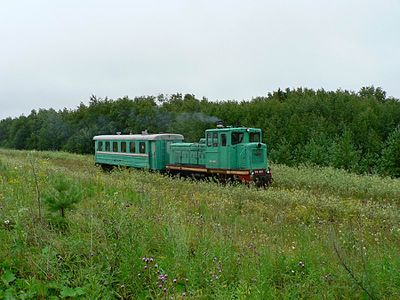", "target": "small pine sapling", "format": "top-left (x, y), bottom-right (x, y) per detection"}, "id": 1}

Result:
top-left (43, 175), bottom-right (83, 218)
